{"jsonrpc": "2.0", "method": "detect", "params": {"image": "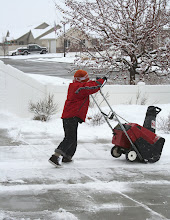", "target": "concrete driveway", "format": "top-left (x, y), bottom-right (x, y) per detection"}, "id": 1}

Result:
top-left (0, 128), bottom-right (170, 220)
